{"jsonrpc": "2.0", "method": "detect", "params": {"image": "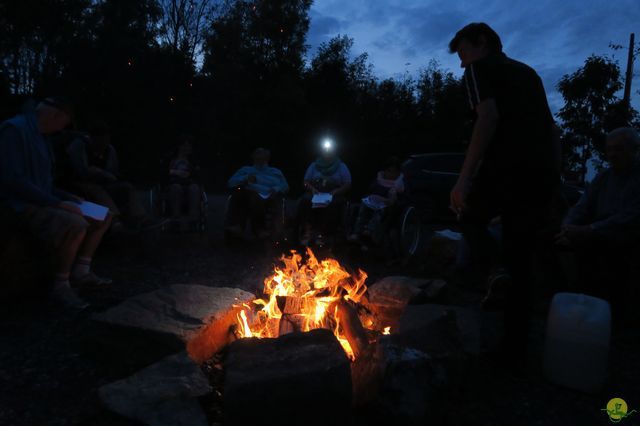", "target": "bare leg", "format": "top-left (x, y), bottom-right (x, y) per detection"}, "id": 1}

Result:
top-left (57, 224), bottom-right (88, 275)
top-left (77, 213), bottom-right (112, 258)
